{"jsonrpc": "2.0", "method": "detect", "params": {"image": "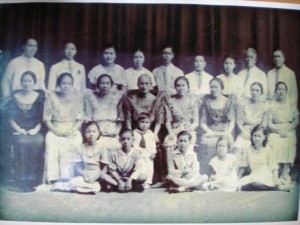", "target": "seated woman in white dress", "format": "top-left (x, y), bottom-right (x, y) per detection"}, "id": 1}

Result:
top-left (239, 125), bottom-right (279, 191)
top-left (268, 81), bottom-right (299, 188)
top-left (44, 73), bottom-right (84, 184)
top-left (84, 74), bottom-right (128, 150)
